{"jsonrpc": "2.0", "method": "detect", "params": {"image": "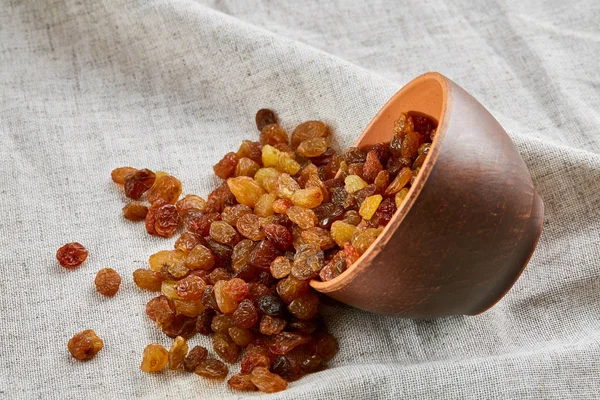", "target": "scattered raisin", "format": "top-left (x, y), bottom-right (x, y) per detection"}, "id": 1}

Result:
top-left (56, 242), bottom-right (88, 269)
top-left (140, 344), bottom-right (168, 372)
top-left (68, 330), bottom-right (103, 361)
top-left (122, 202), bottom-right (149, 221)
top-left (94, 268), bottom-right (121, 297)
